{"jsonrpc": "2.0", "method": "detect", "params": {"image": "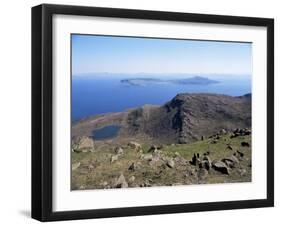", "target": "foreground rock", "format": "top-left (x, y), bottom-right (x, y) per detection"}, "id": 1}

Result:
top-left (110, 155), bottom-right (119, 163)
top-left (128, 162), bottom-right (141, 171)
top-left (115, 147), bottom-right (124, 155)
top-left (114, 174), bottom-right (128, 188)
top-left (212, 160), bottom-right (229, 174)
top-left (128, 141), bottom-right (142, 152)
top-left (72, 162), bottom-right (81, 170)
top-left (166, 159), bottom-right (175, 168)
top-left (222, 155), bottom-right (239, 168)
top-left (202, 155), bottom-right (212, 170)
top-left (72, 136), bottom-right (94, 153)
top-left (241, 141), bottom-right (250, 147)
